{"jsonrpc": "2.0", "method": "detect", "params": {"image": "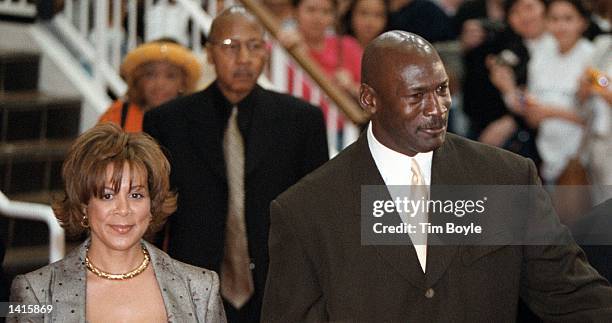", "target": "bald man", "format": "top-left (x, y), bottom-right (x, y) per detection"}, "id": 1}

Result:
top-left (262, 31), bottom-right (612, 322)
top-left (143, 6), bottom-right (328, 322)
